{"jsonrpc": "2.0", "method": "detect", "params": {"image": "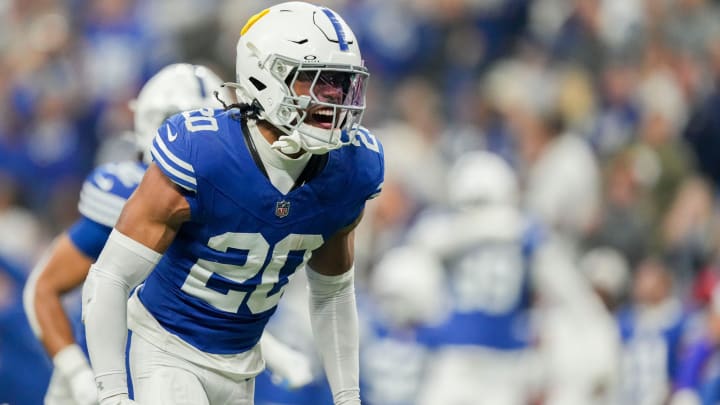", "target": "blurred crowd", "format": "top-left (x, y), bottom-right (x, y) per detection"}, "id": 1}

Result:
top-left (3, 0), bottom-right (720, 404)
